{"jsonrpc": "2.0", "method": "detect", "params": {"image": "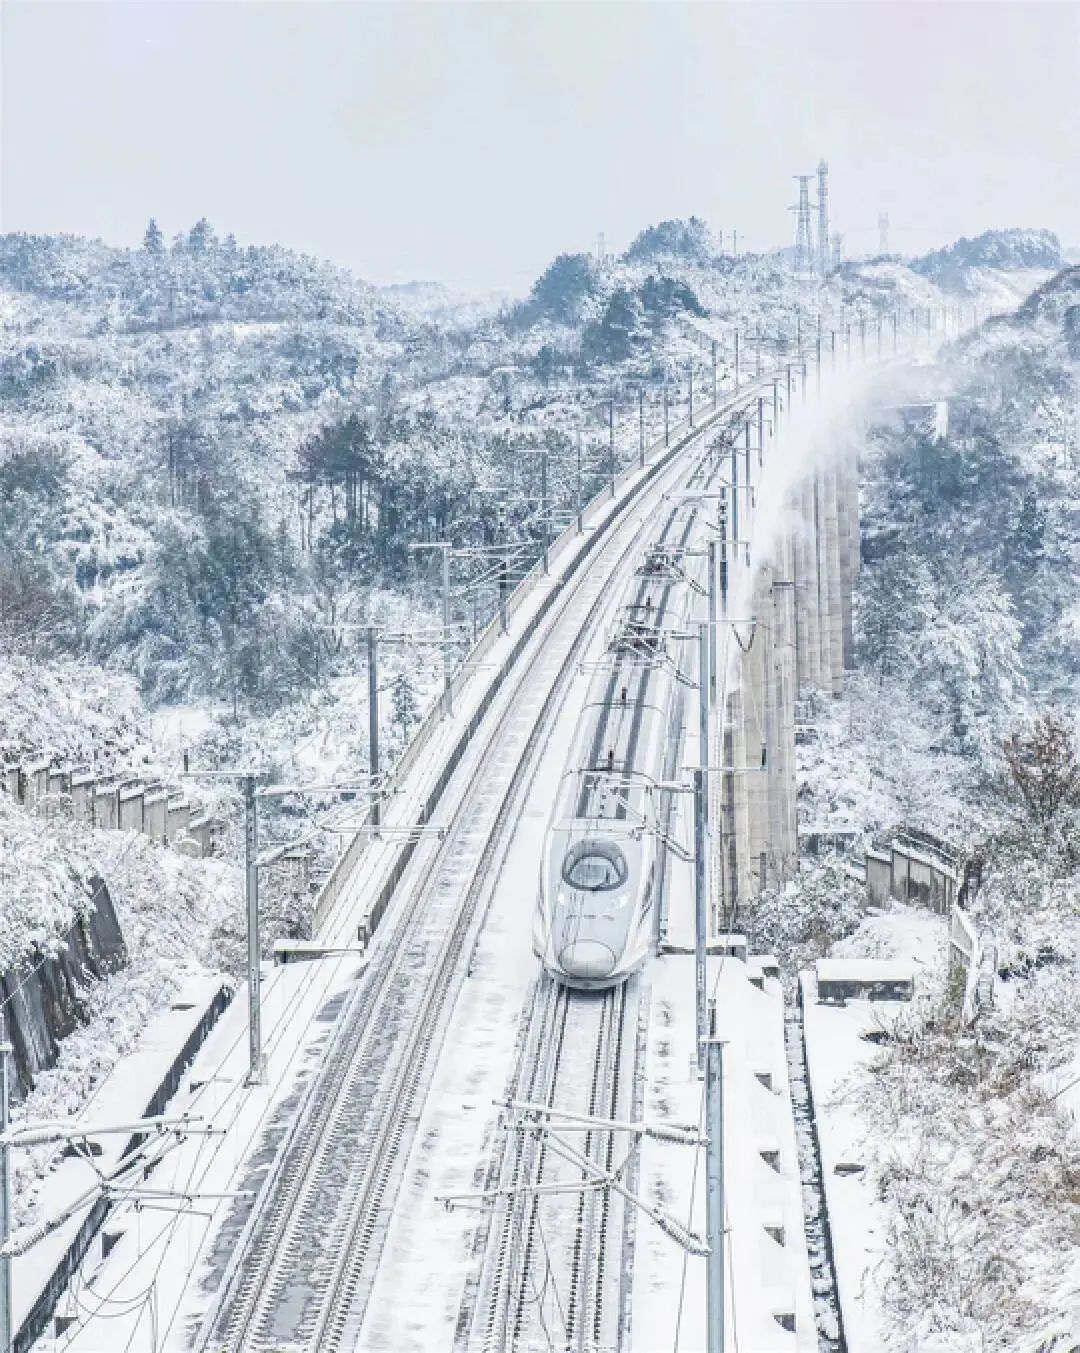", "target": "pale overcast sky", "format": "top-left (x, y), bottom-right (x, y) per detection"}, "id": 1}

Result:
top-left (2, 1), bottom-right (1078, 293)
